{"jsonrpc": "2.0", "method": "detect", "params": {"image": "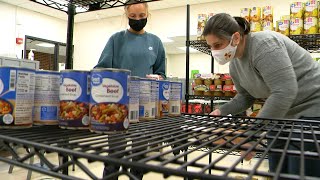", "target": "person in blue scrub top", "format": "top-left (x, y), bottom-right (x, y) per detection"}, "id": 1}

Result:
top-left (95, 2), bottom-right (166, 80)
top-left (96, 3), bottom-right (166, 180)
